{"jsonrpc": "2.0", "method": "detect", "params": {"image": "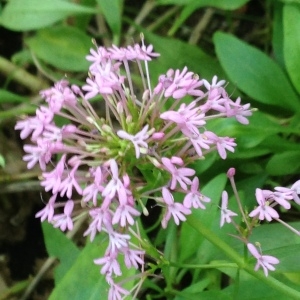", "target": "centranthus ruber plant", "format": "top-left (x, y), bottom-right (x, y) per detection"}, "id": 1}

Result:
top-left (15, 35), bottom-right (267, 298)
